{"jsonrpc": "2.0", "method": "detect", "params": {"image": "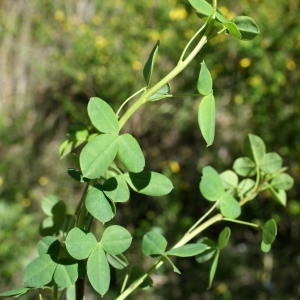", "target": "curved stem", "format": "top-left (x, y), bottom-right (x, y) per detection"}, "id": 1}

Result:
top-left (116, 87), bottom-right (146, 117)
